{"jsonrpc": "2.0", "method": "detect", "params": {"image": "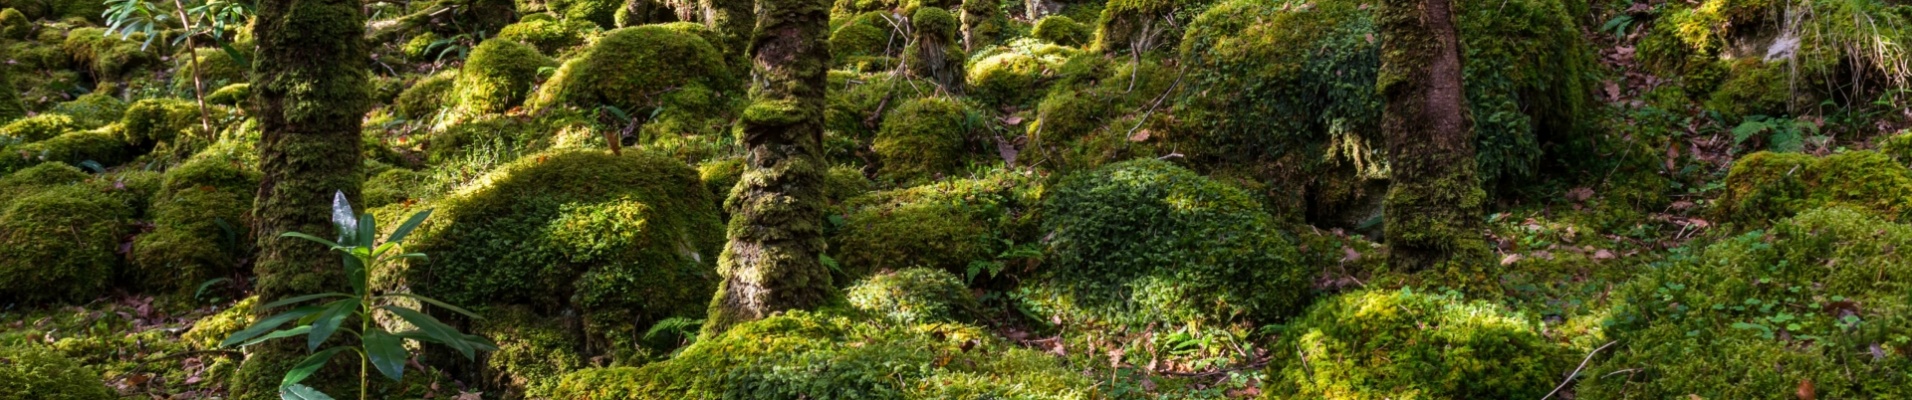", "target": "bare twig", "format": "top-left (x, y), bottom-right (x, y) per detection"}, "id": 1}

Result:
top-left (1542, 340), bottom-right (1619, 400)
